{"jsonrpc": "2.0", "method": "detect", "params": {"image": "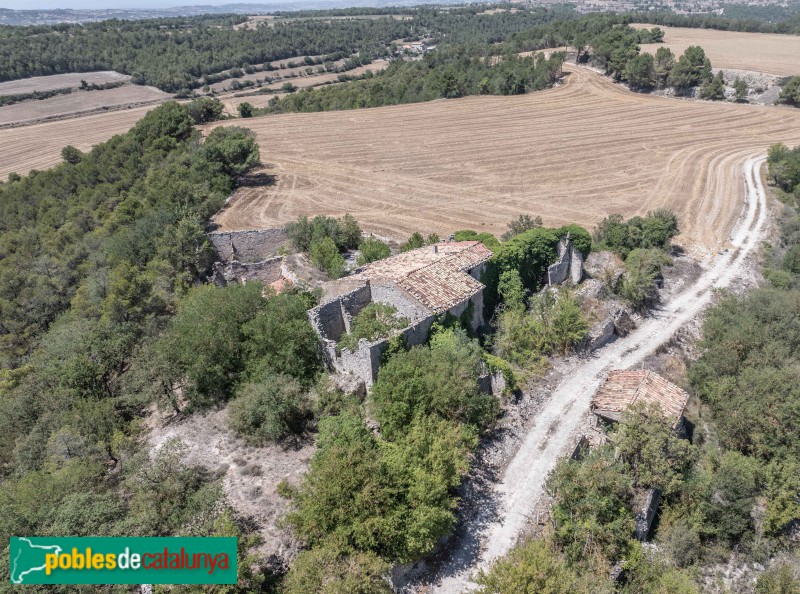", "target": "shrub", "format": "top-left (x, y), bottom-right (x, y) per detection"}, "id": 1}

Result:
top-left (283, 540), bottom-right (392, 594)
top-left (310, 237), bottom-right (346, 279)
top-left (476, 538), bottom-right (605, 594)
top-left (285, 412), bottom-right (474, 562)
top-left (546, 448), bottom-right (634, 563)
top-left (501, 214), bottom-right (543, 241)
top-left (371, 328), bottom-right (498, 439)
top-left (400, 232), bottom-right (426, 252)
top-left (619, 248), bottom-right (671, 309)
top-left (357, 237), bottom-right (390, 265)
top-left (228, 374), bottom-right (309, 443)
top-left (337, 303), bottom-right (408, 353)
